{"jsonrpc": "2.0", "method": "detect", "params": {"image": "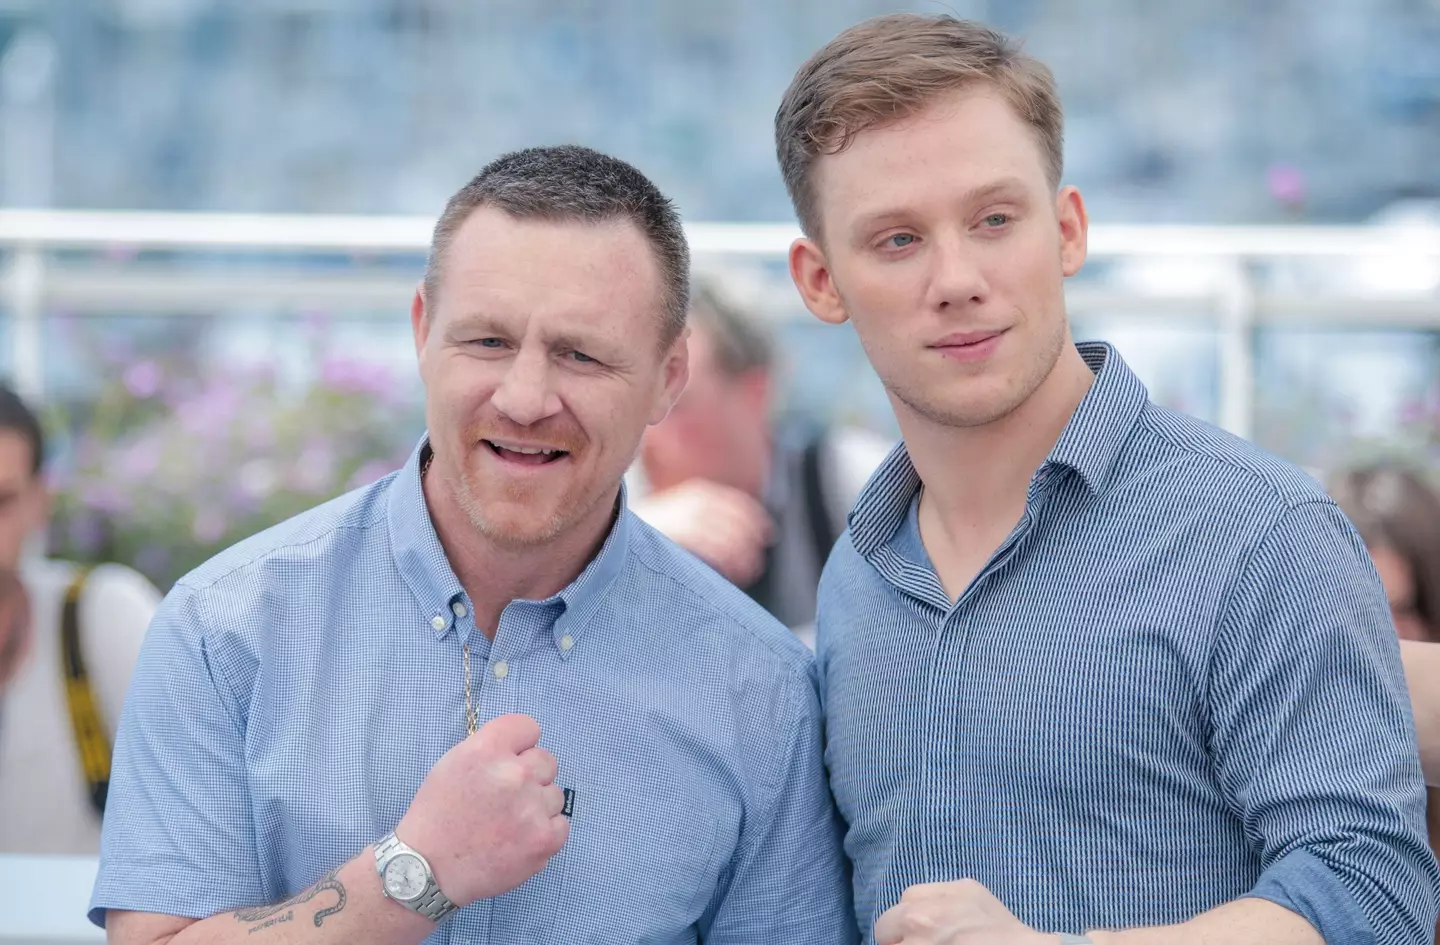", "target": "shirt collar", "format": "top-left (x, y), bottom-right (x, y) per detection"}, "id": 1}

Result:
top-left (387, 435), bottom-right (632, 651)
top-left (1046, 341), bottom-right (1150, 496)
top-left (848, 341), bottom-right (1148, 558)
